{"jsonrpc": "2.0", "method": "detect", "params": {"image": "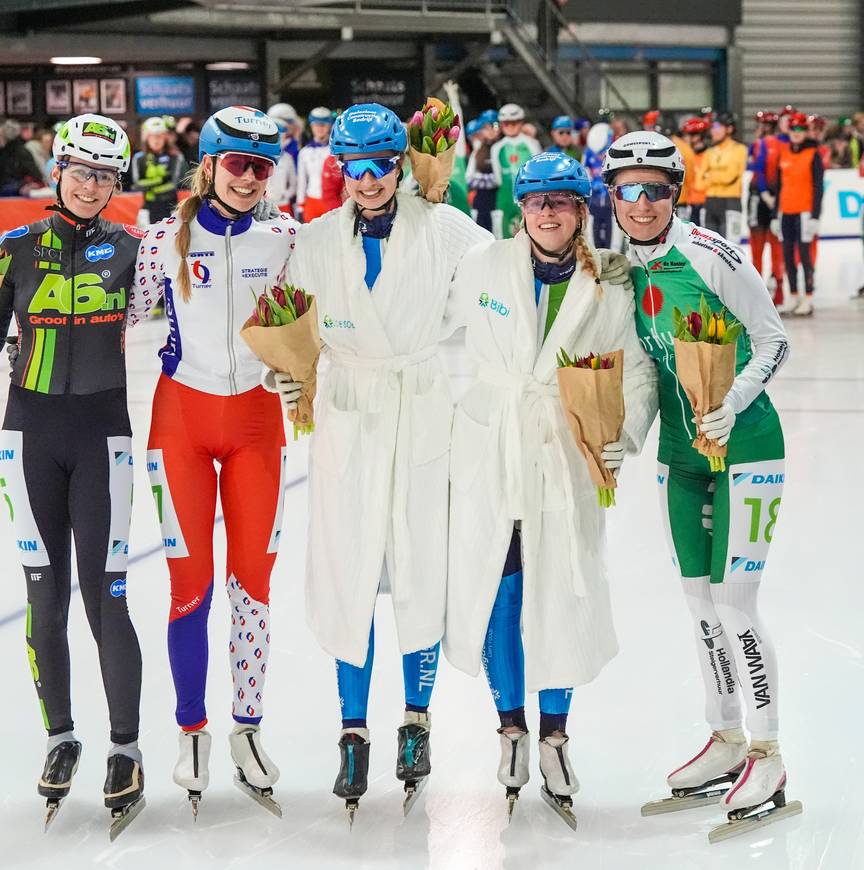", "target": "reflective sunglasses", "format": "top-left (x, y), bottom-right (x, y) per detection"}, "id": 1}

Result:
top-left (217, 151), bottom-right (276, 181)
top-left (520, 192), bottom-right (583, 214)
top-left (613, 182), bottom-right (676, 203)
top-left (59, 162), bottom-right (118, 188)
top-left (336, 155), bottom-right (400, 181)
top-left (790, 125), bottom-right (808, 132)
